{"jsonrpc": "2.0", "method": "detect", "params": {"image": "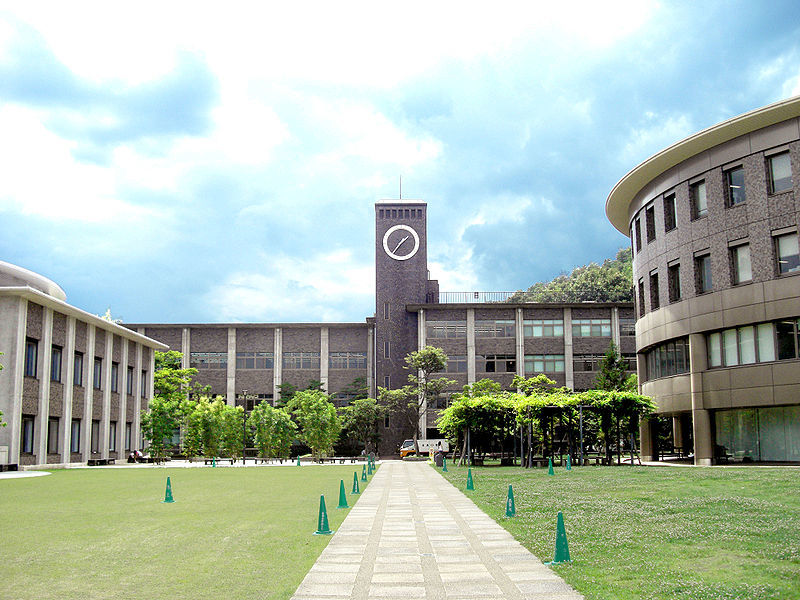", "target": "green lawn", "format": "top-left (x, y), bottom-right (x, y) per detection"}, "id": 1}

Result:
top-left (440, 463), bottom-right (800, 600)
top-left (0, 465), bottom-right (373, 600)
